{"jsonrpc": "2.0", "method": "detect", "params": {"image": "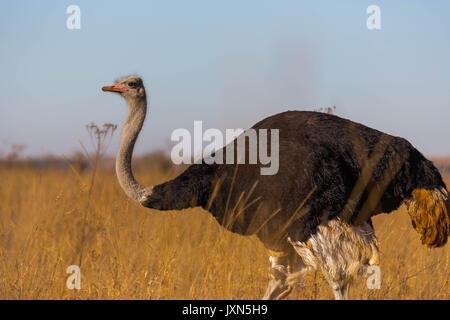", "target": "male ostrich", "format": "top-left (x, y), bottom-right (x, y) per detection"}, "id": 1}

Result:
top-left (102, 75), bottom-right (449, 300)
